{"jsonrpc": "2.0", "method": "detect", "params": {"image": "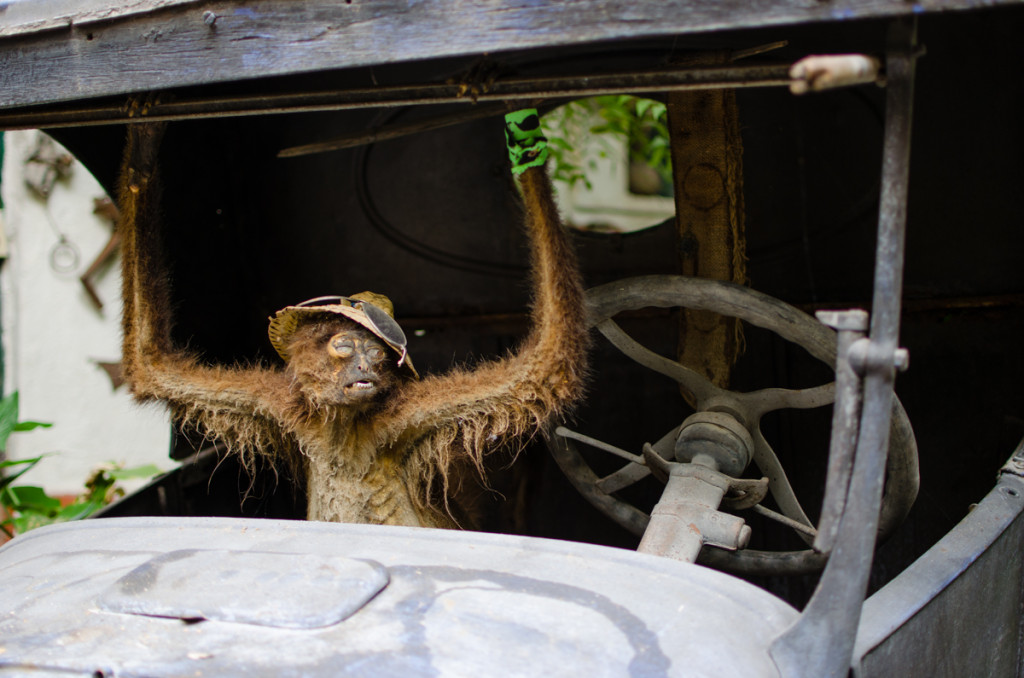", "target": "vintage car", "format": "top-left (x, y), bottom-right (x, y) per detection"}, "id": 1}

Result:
top-left (1, 1), bottom-right (1023, 676)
